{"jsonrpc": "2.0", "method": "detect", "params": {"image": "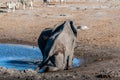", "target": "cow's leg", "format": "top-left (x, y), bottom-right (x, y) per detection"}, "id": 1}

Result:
top-left (68, 39), bottom-right (76, 69)
top-left (68, 52), bottom-right (73, 69)
top-left (43, 66), bottom-right (59, 72)
top-left (50, 56), bottom-right (56, 66)
top-left (35, 61), bottom-right (48, 72)
top-left (64, 51), bottom-right (68, 69)
top-left (46, 52), bottom-right (65, 72)
top-left (35, 52), bottom-right (64, 72)
top-left (67, 47), bottom-right (74, 69)
top-left (63, 47), bottom-right (72, 70)
top-left (68, 41), bottom-right (75, 69)
top-left (35, 57), bottom-right (59, 72)
top-left (55, 52), bottom-right (65, 70)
